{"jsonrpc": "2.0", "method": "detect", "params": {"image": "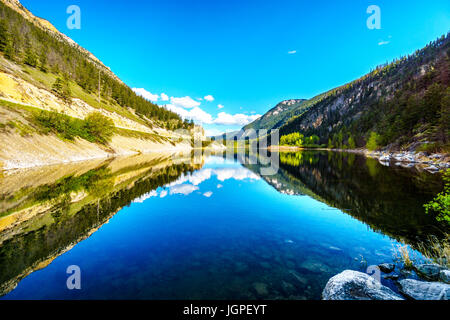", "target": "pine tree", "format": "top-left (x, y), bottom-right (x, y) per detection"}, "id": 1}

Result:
top-left (0, 20), bottom-right (9, 52)
top-left (24, 46), bottom-right (38, 67)
top-left (39, 49), bottom-right (48, 73)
